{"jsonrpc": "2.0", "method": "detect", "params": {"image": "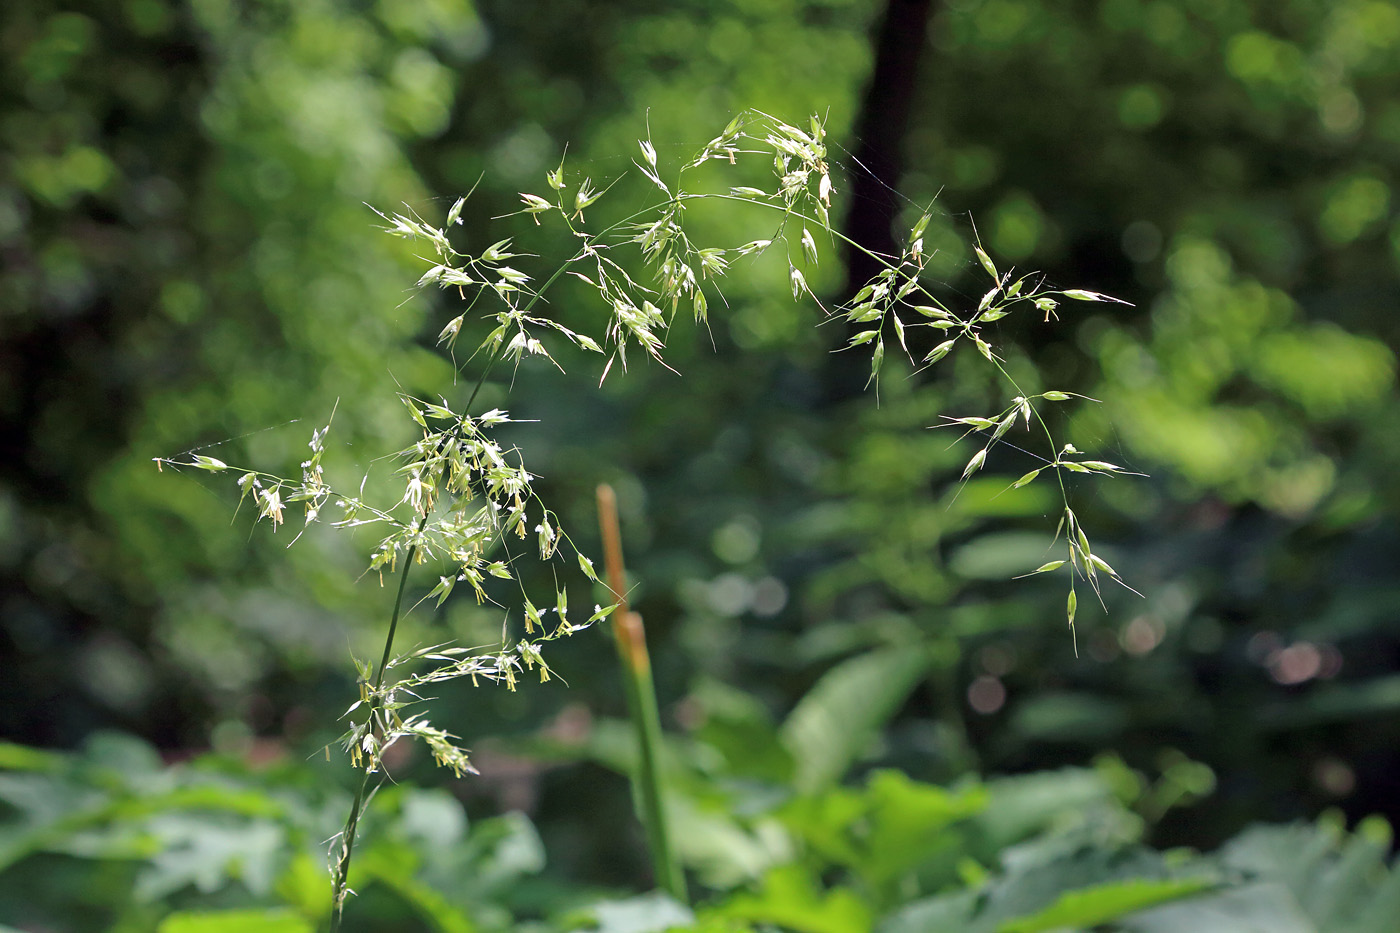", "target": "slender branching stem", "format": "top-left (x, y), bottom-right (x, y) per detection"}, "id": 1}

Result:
top-left (330, 343), bottom-right (509, 927)
top-left (329, 535), bottom-right (418, 930)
